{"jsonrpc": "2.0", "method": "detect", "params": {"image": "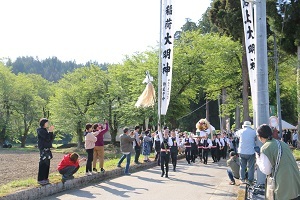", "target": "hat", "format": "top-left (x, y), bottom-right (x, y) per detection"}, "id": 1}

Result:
top-left (39, 118), bottom-right (48, 127)
top-left (242, 121), bottom-right (252, 128)
top-left (229, 151), bottom-right (237, 157)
